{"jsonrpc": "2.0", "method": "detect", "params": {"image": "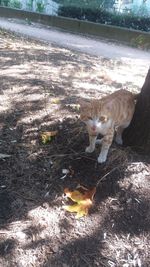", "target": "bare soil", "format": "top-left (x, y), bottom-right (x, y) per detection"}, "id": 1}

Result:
top-left (0, 30), bottom-right (149, 267)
